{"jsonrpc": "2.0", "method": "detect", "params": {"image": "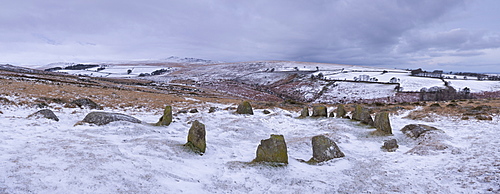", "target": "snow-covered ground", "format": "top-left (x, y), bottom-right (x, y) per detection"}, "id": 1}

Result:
top-left (1, 101), bottom-right (498, 193)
